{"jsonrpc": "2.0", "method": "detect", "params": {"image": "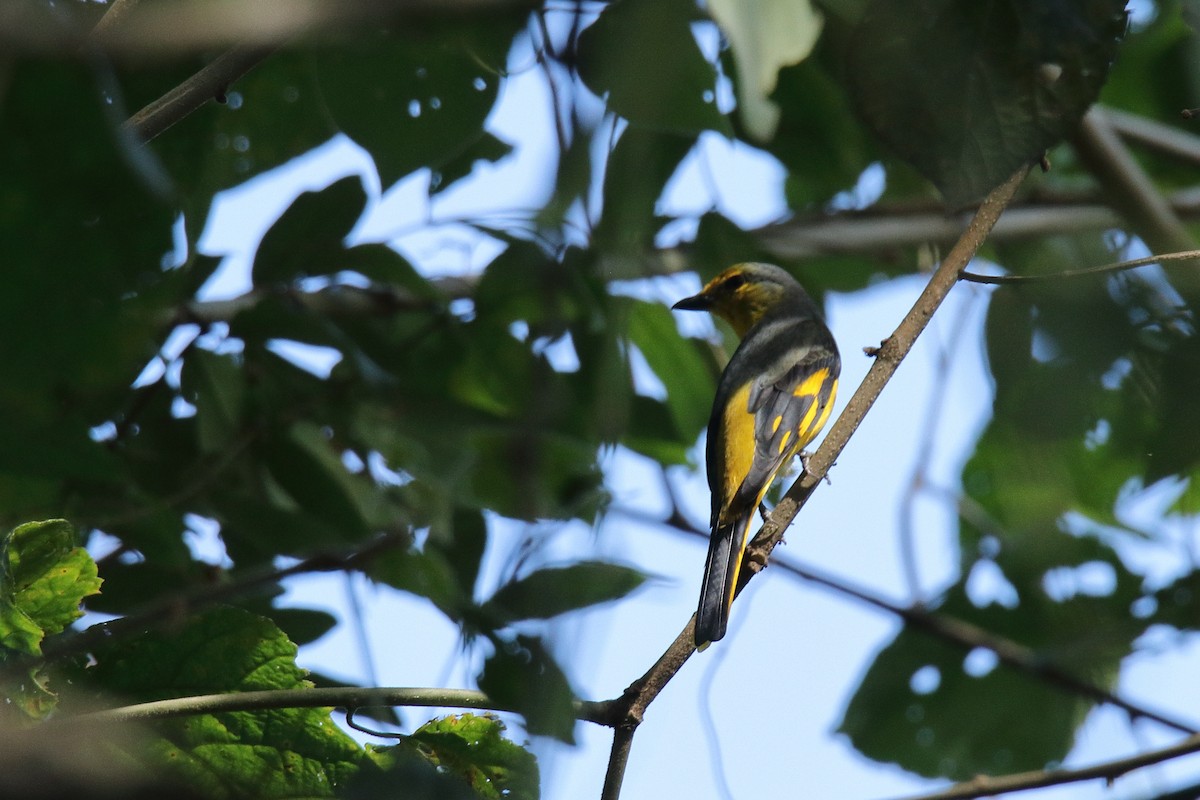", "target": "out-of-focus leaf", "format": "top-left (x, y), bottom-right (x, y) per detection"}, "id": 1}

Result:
top-left (431, 132), bottom-right (514, 196)
top-left (578, 0), bottom-right (731, 136)
top-left (84, 607), bottom-right (365, 798)
top-left (0, 63), bottom-right (176, 528)
top-left (461, 428), bottom-right (604, 522)
top-left (212, 493), bottom-right (348, 566)
top-left (709, 0), bottom-right (823, 140)
top-left (260, 421), bottom-right (375, 542)
top-left (317, 19), bottom-right (523, 186)
top-left (626, 298), bottom-right (714, 439)
top-left (474, 241), bottom-right (581, 336)
top-left (368, 546), bottom-right (470, 621)
top-left (765, 59), bottom-right (878, 206)
top-left (846, 0), bottom-right (1127, 204)
top-left (477, 635), bottom-right (576, 743)
top-left (482, 561), bottom-right (646, 623)
top-left (346, 748), bottom-right (479, 800)
top-left (1144, 333), bottom-right (1200, 481)
top-left (254, 606), bottom-right (339, 647)
top-left (593, 128), bottom-right (693, 259)
top-left (433, 507), bottom-right (488, 601)
top-left (406, 713), bottom-right (539, 800)
top-left (624, 396), bottom-right (692, 465)
top-left (183, 349), bottom-right (246, 454)
top-left (840, 534), bottom-right (1144, 780)
top-left (253, 176), bottom-right (367, 284)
